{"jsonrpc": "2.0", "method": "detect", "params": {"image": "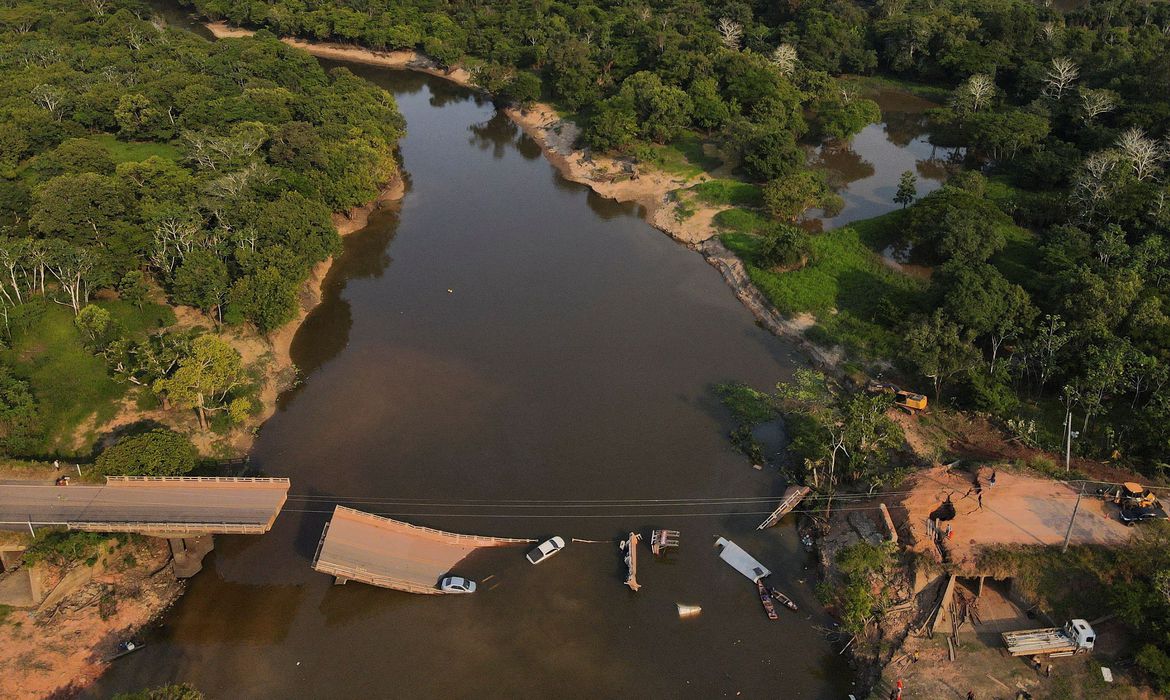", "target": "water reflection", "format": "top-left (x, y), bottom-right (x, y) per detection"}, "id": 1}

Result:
top-left (810, 86), bottom-right (963, 230)
top-left (468, 111), bottom-right (520, 158)
top-left (281, 203), bottom-right (402, 401)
